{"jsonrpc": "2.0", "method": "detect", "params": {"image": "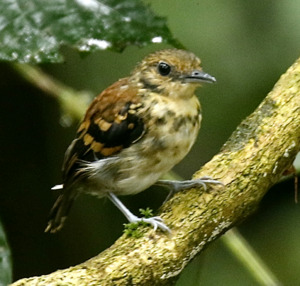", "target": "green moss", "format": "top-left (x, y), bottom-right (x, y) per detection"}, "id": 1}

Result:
top-left (123, 208), bottom-right (154, 237)
top-left (139, 207), bottom-right (154, 218)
